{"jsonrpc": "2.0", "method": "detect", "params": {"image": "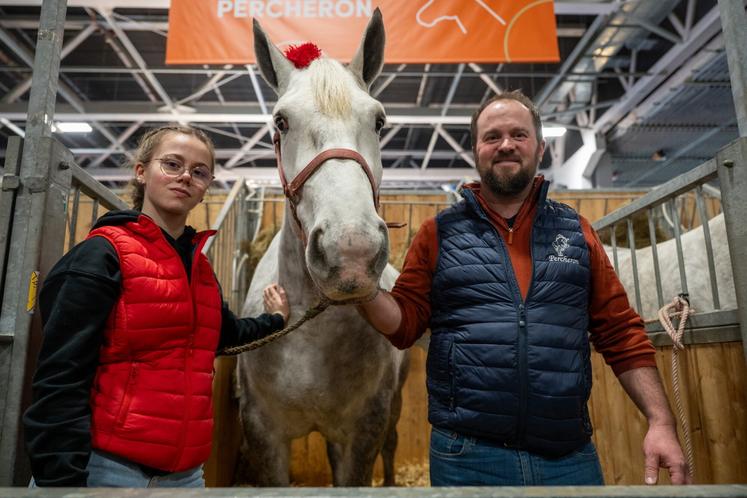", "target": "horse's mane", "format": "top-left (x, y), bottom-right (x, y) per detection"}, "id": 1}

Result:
top-left (310, 57), bottom-right (352, 118)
